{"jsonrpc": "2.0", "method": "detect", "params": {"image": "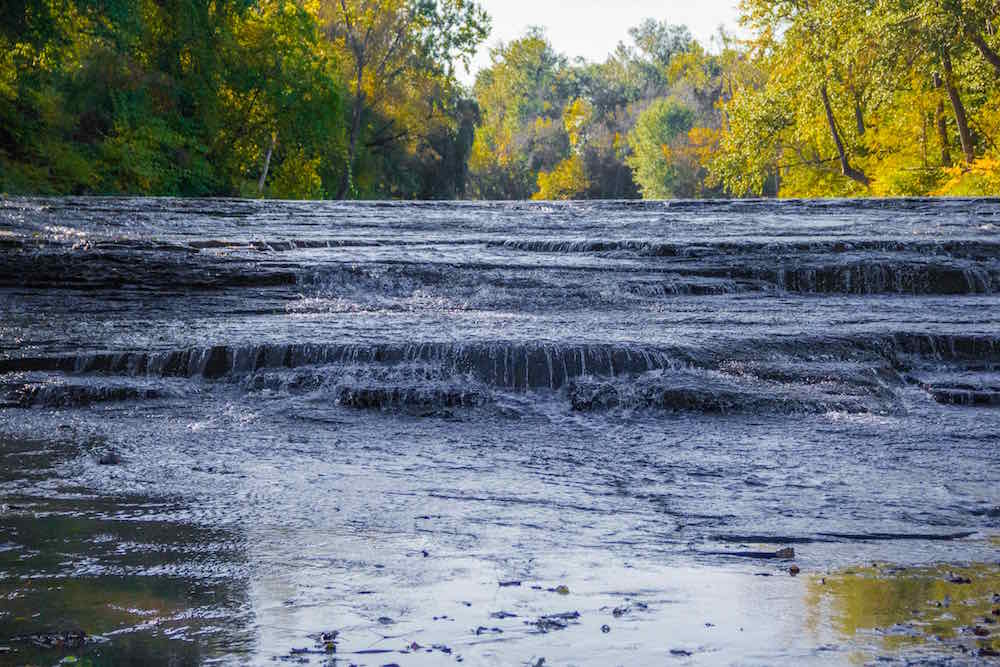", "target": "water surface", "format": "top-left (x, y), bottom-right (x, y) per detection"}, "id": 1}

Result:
top-left (1, 198), bottom-right (998, 665)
